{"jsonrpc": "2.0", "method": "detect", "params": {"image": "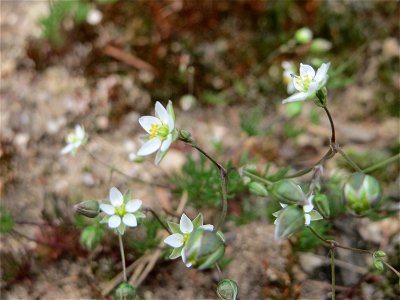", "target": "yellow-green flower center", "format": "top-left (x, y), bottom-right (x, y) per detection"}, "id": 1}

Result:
top-left (149, 123), bottom-right (169, 140)
top-left (115, 205), bottom-right (126, 217)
